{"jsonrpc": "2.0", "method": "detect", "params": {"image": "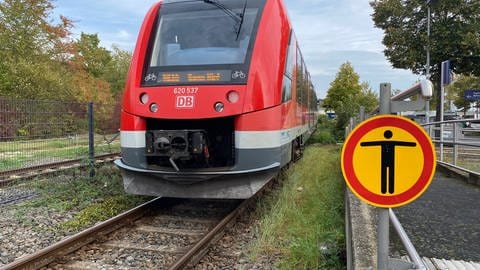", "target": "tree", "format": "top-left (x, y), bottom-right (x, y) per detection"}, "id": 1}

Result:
top-left (370, 0), bottom-right (480, 119)
top-left (72, 33), bottom-right (112, 78)
top-left (103, 45), bottom-right (132, 97)
top-left (359, 82), bottom-right (379, 113)
top-left (323, 62), bottom-right (362, 114)
top-left (324, 62), bottom-right (378, 138)
top-left (446, 75), bottom-right (480, 115)
top-left (0, 0), bottom-right (72, 59)
top-left (0, 0), bottom-right (74, 99)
